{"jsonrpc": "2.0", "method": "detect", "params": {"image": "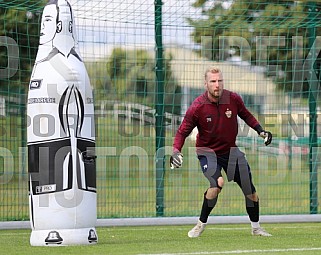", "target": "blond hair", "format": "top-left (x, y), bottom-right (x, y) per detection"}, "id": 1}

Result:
top-left (204, 67), bottom-right (222, 80)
